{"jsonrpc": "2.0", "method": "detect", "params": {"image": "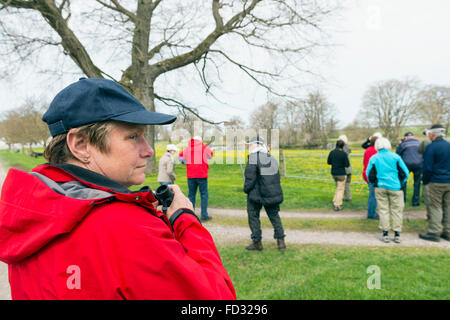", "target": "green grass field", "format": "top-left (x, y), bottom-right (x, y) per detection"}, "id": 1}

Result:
top-left (219, 244), bottom-right (450, 300)
top-left (0, 146), bottom-right (428, 212)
